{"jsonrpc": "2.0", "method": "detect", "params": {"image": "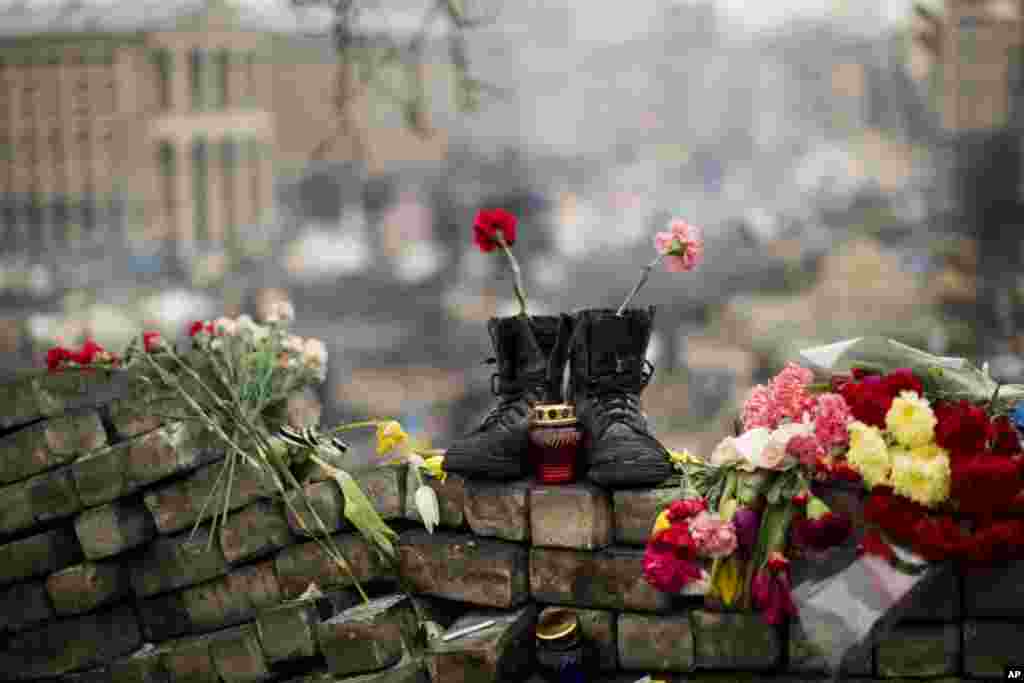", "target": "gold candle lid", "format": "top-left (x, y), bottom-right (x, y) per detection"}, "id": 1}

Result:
top-left (530, 402), bottom-right (577, 427)
top-left (535, 607), bottom-right (579, 641)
